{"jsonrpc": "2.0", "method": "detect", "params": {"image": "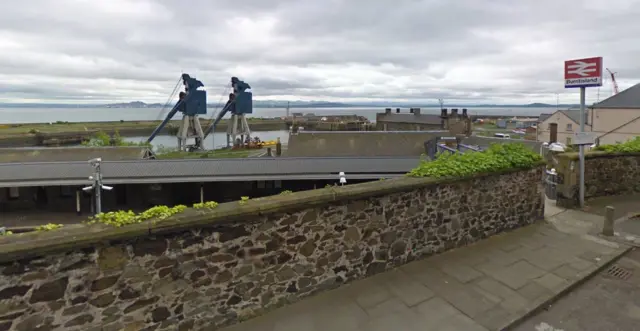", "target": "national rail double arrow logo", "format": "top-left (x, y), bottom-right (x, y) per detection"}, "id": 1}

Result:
top-left (564, 57), bottom-right (603, 88)
top-left (566, 61), bottom-right (597, 77)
